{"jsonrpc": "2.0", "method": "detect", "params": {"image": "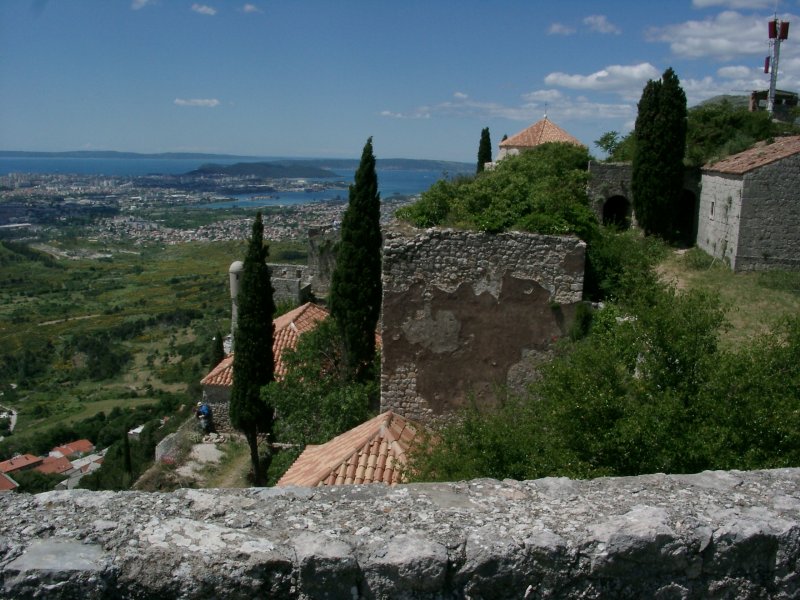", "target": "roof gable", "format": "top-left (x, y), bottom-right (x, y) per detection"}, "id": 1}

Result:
top-left (704, 135), bottom-right (800, 174)
top-left (499, 117), bottom-right (583, 149)
top-left (277, 411), bottom-right (422, 487)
